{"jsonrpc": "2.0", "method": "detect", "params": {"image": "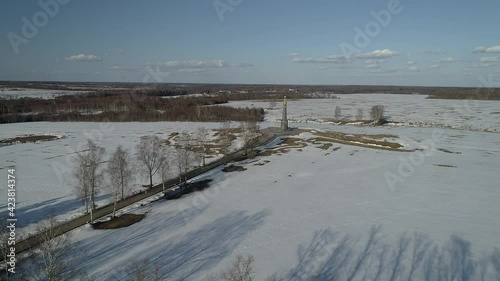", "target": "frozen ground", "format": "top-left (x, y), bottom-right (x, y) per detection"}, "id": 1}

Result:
top-left (229, 94), bottom-right (500, 132)
top-left (62, 124), bottom-right (500, 280)
top-left (0, 88), bottom-right (88, 99)
top-left (0, 122), bottom-right (234, 235)
top-left (2, 95), bottom-right (500, 279)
